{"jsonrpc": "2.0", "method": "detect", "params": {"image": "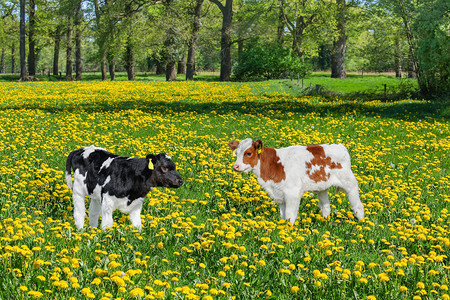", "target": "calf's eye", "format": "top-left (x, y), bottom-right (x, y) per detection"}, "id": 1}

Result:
top-left (245, 152), bottom-right (252, 156)
top-left (161, 166), bottom-right (168, 173)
